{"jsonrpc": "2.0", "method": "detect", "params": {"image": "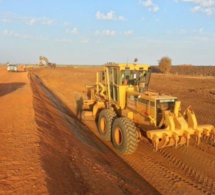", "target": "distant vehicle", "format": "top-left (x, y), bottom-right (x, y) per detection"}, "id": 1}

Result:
top-left (7, 64), bottom-right (18, 72)
top-left (39, 56), bottom-right (56, 68)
